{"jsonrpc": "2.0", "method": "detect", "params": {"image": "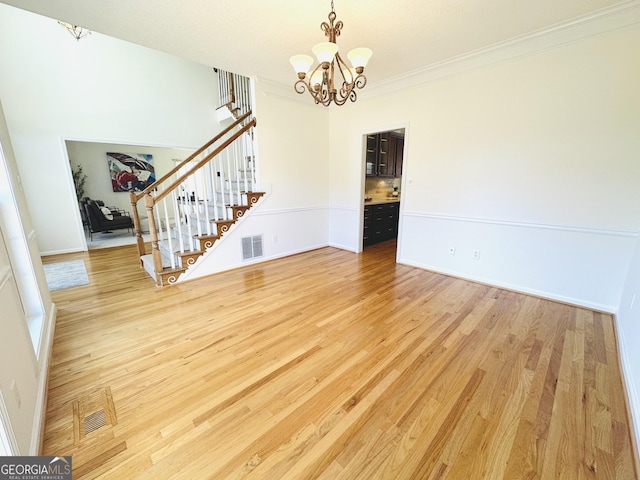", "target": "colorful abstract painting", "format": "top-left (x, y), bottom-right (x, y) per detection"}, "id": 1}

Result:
top-left (107, 152), bottom-right (155, 192)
